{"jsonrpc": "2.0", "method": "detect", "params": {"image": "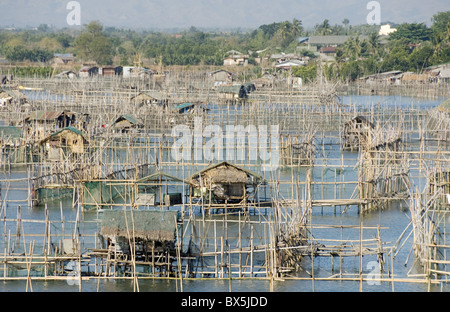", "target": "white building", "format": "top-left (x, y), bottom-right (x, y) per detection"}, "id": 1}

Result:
top-left (379, 24), bottom-right (397, 36)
